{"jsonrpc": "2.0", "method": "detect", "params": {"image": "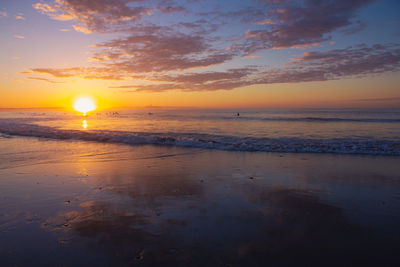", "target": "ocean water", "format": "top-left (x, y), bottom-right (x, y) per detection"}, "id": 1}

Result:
top-left (0, 108), bottom-right (399, 155)
top-left (1, 111), bottom-right (400, 266)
